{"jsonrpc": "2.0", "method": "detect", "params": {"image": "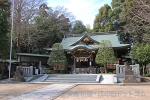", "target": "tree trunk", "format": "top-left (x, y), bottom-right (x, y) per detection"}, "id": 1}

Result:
top-left (143, 62), bottom-right (146, 77)
top-left (104, 64), bottom-right (107, 73)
